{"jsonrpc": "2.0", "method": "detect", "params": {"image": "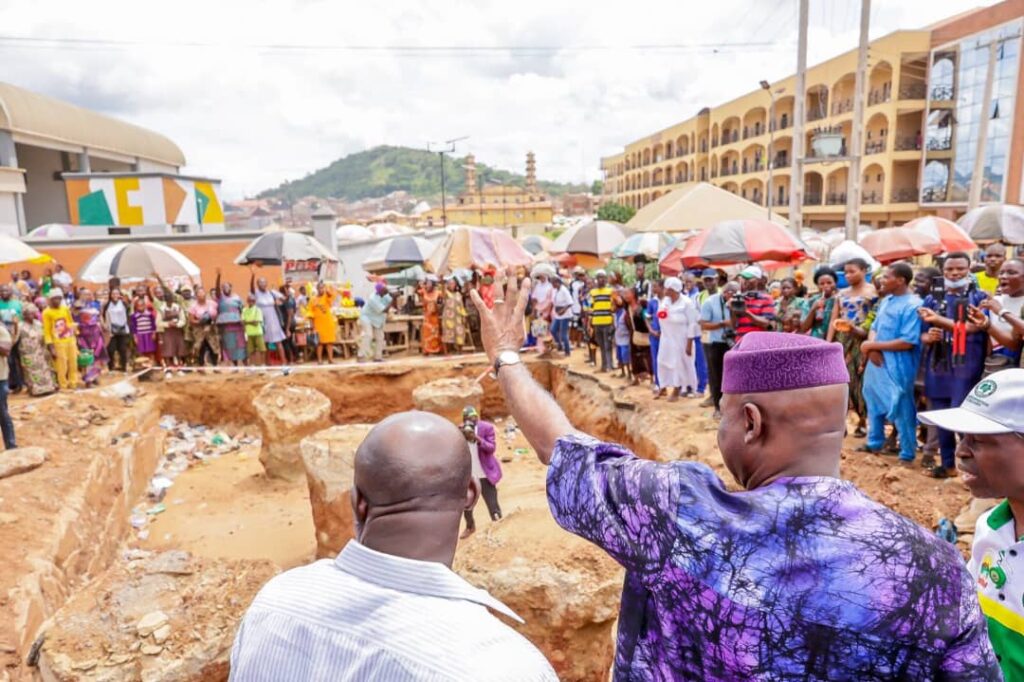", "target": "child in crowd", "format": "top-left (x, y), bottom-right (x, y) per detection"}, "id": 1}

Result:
top-left (129, 298), bottom-right (157, 366)
top-left (613, 293), bottom-right (632, 380)
top-left (75, 306), bottom-right (106, 386)
top-left (242, 293), bottom-right (265, 366)
top-left (781, 307), bottom-right (804, 334)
